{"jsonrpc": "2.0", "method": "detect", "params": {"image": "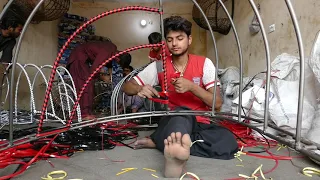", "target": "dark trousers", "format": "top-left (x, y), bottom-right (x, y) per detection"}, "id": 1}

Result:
top-left (150, 107), bottom-right (238, 160)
